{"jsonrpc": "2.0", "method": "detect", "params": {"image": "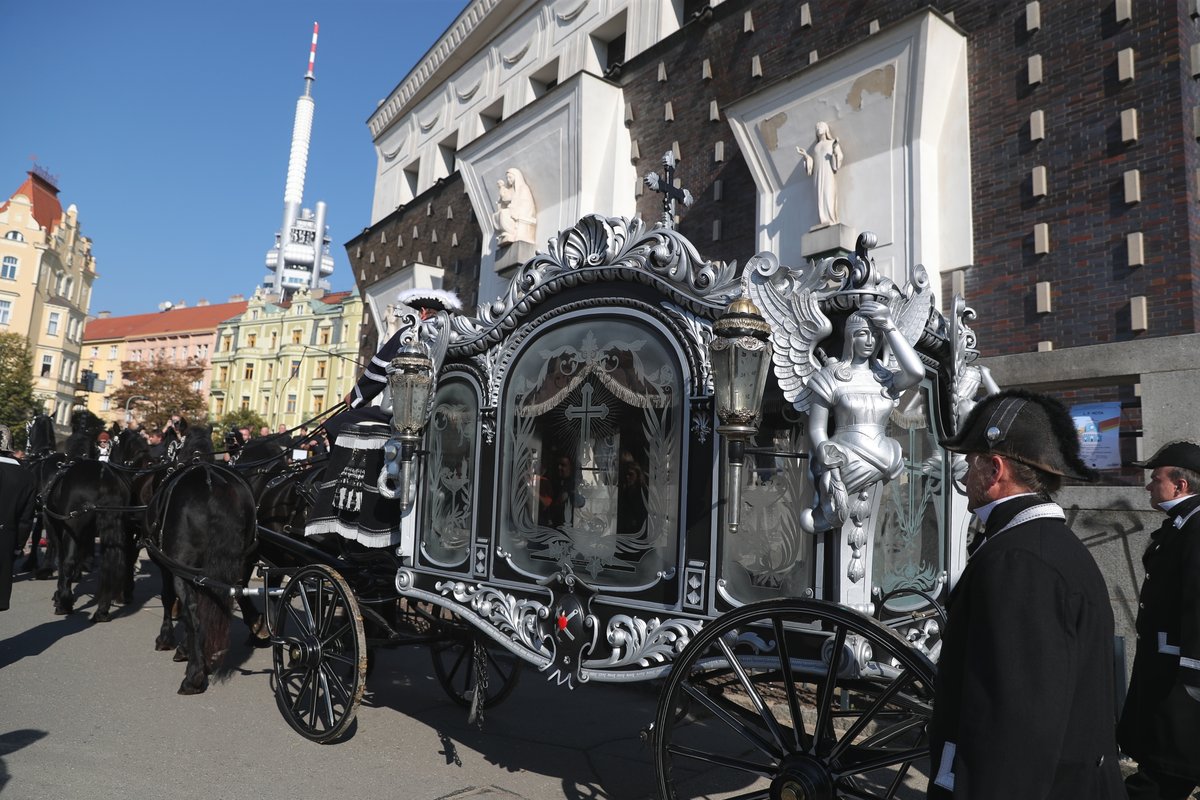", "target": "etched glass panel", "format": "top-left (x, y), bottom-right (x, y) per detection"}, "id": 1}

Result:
top-left (421, 380), bottom-right (477, 567)
top-left (874, 383), bottom-right (945, 610)
top-left (720, 396), bottom-right (815, 603)
top-left (499, 318), bottom-right (682, 588)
